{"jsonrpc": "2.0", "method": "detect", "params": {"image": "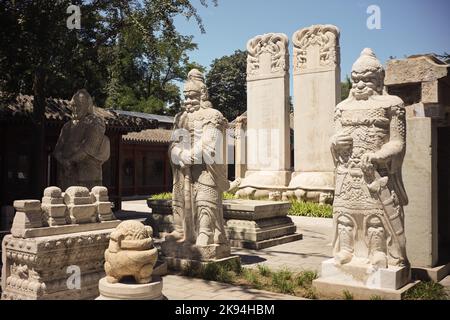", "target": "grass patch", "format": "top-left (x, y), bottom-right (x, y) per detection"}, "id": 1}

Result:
top-left (181, 263), bottom-right (319, 299)
top-left (343, 290), bottom-right (354, 300)
top-left (404, 281), bottom-right (448, 300)
top-left (149, 193), bottom-right (172, 200)
top-left (288, 200), bottom-right (333, 218)
top-left (150, 192), bottom-right (238, 201)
